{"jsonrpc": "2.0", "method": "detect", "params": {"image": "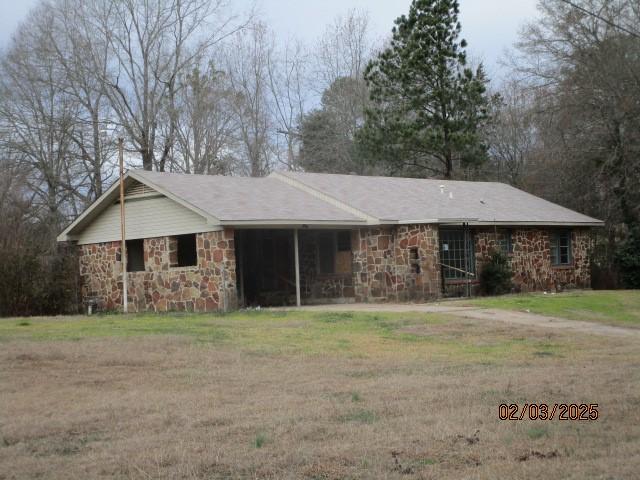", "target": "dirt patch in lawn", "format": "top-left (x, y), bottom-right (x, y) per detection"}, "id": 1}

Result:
top-left (295, 302), bottom-right (640, 338)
